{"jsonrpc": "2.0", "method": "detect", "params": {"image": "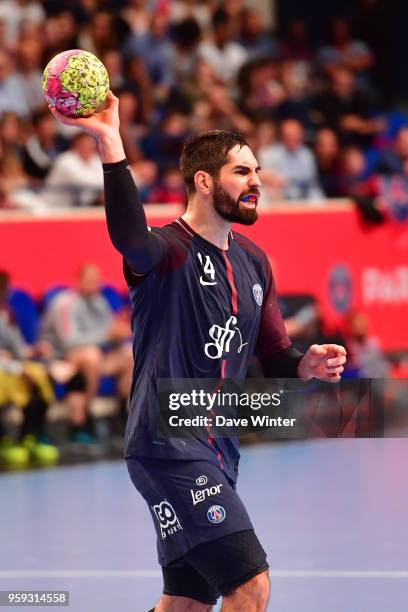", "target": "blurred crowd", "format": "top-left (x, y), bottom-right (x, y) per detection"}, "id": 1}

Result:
top-left (0, 0), bottom-right (407, 220)
top-left (0, 263), bottom-right (133, 467)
